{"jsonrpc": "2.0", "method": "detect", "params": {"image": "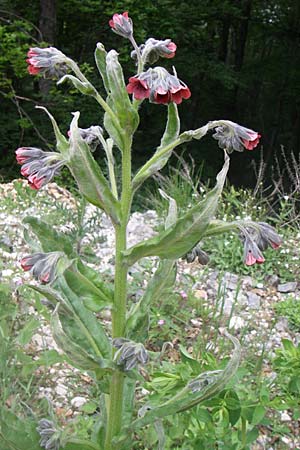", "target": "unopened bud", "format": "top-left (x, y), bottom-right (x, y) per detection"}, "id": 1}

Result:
top-left (113, 338), bottom-right (149, 371)
top-left (27, 47), bottom-right (68, 79)
top-left (20, 251), bottom-right (63, 283)
top-left (109, 12), bottom-right (133, 39)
